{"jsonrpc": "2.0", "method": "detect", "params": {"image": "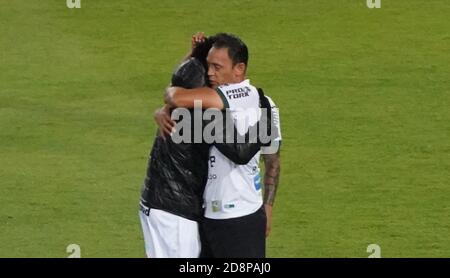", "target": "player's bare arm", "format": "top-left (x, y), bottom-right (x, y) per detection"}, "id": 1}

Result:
top-left (263, 150), bottom-right (281, 237)
top-left (164, 86), bottom-right (224, 109)
top-left (154, 104), bottom-right (175, 139)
